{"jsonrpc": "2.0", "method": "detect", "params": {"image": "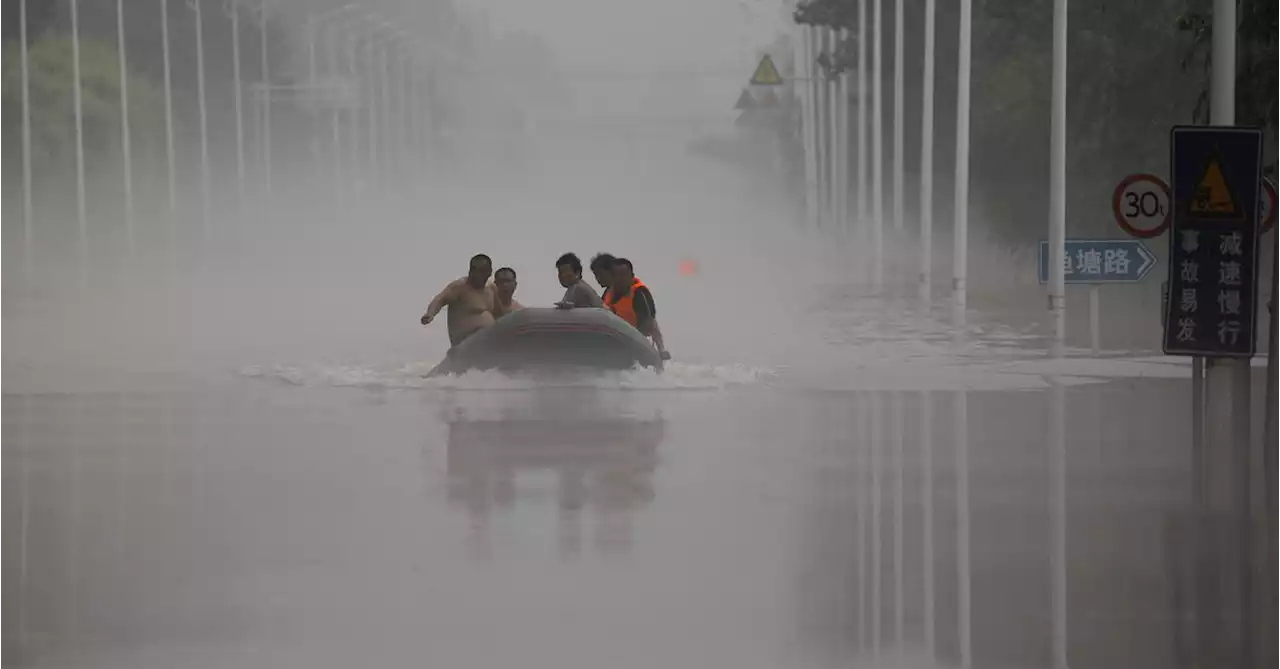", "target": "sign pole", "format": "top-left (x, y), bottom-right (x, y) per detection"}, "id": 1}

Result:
top-left (1208, 0), bottom-right (1253, 663)
top-left (1089, 285), bottom-right (1099, 354)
